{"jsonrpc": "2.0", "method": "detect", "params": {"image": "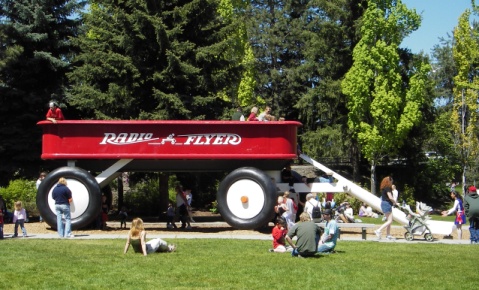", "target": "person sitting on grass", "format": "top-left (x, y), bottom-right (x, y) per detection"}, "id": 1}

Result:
top-left (124, 217), bottom-right (176, 256)
top-left (285, 212), bottom-right (321, 258)
top-left (317, 209), bottom-right (339, 253)
top-left (270, 217), bottom-right (292, 253)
